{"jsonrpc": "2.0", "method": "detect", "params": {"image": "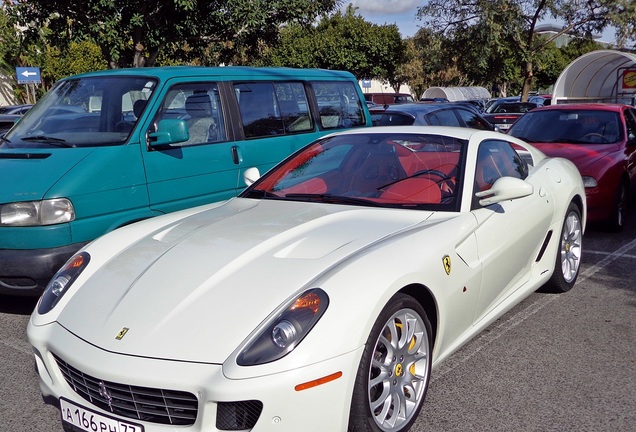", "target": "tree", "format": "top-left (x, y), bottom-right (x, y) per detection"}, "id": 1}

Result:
top-left (266, 5), bottom-right (408, 86)
top-left (417, 0), bottom-right (630, 101)
top-left (6, 0), bottom-right (339, 68)
top-left (40, 41), bottom-right (108, 87)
